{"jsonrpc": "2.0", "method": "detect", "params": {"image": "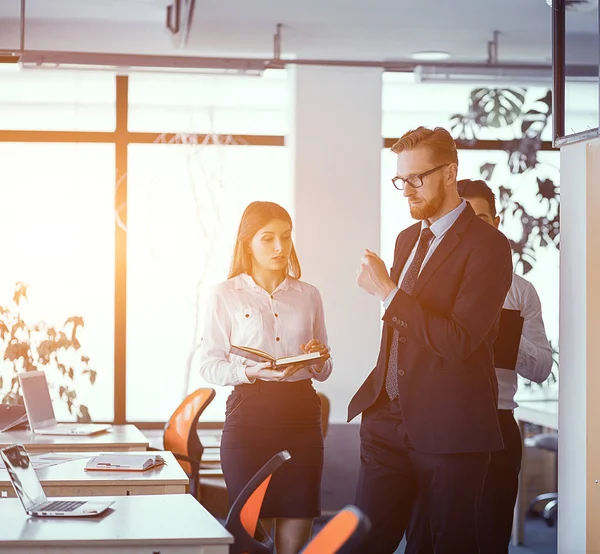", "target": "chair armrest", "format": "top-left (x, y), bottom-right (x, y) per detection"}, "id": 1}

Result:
top-left (172, 452), bottom-right (201, 475)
